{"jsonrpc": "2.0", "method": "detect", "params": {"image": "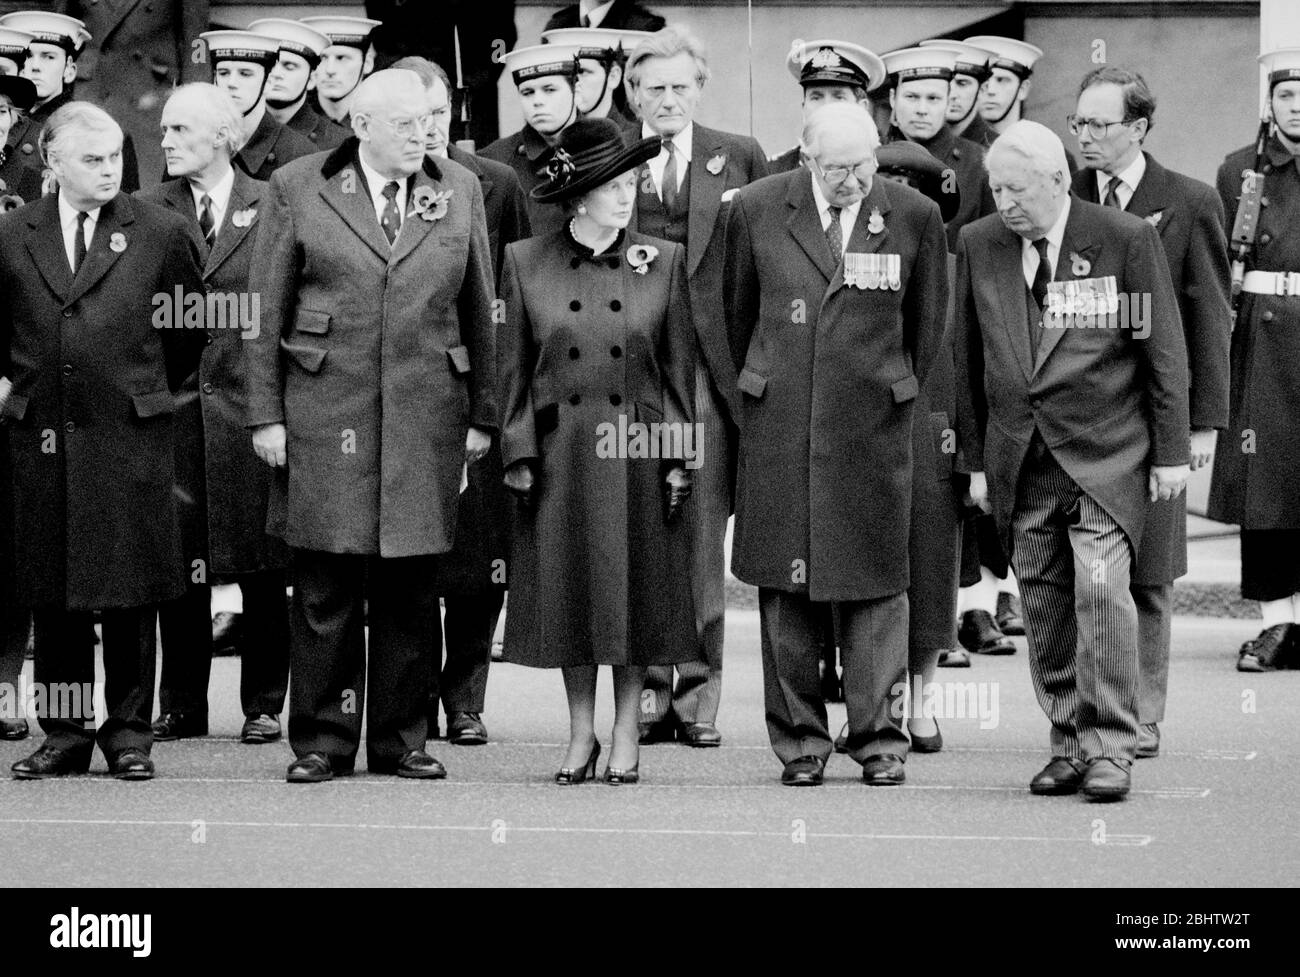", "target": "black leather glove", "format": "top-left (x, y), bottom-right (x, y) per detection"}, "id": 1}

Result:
top-left (503, 461), bottom-right (536, 510)
top-left (664, 466), bottom-right (692, 524)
